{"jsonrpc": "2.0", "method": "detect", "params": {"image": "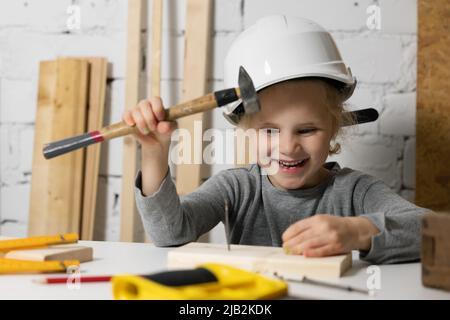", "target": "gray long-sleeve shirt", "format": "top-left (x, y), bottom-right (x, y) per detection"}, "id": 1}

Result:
top-left (135, 162), bottom-right (430, 264)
